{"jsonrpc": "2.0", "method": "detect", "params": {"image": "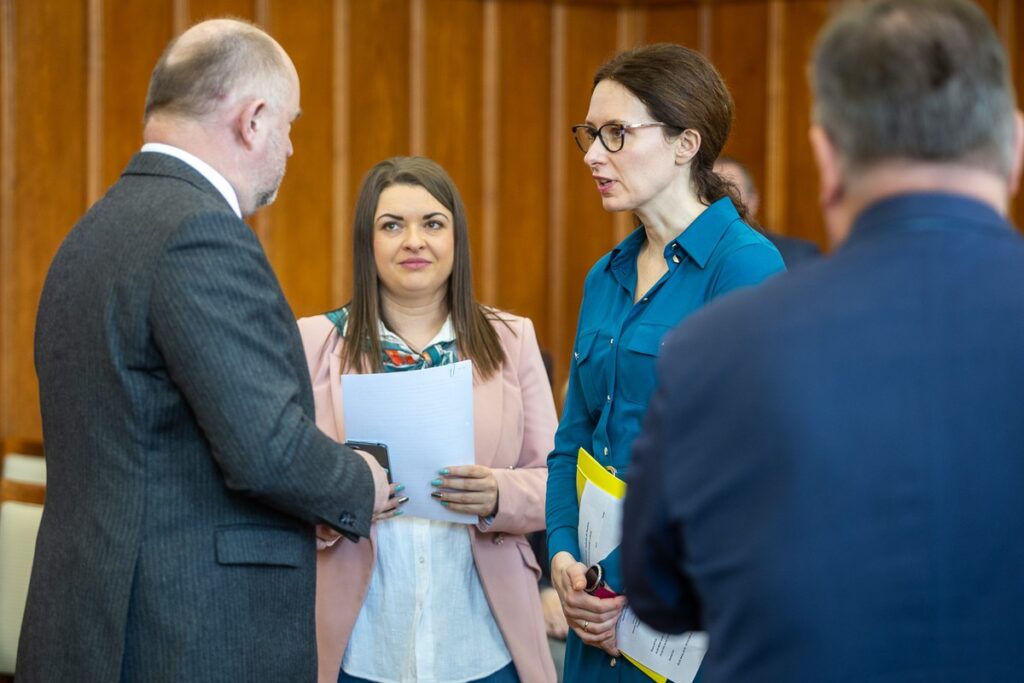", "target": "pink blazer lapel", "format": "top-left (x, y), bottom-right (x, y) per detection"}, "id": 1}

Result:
top-left (472, 368), bottom-right (503, 467)
top-left (328, 348), bottom-right (348, 443)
